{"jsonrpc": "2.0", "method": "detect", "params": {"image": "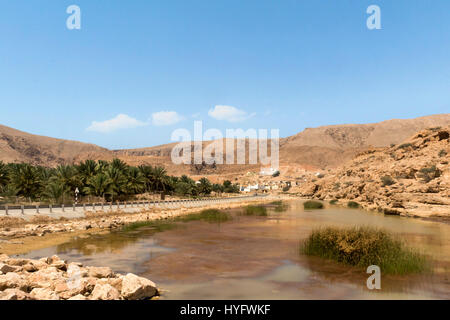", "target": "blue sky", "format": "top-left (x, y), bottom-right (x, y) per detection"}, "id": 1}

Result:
top-left (0, 0), bottom-right (449, 149)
